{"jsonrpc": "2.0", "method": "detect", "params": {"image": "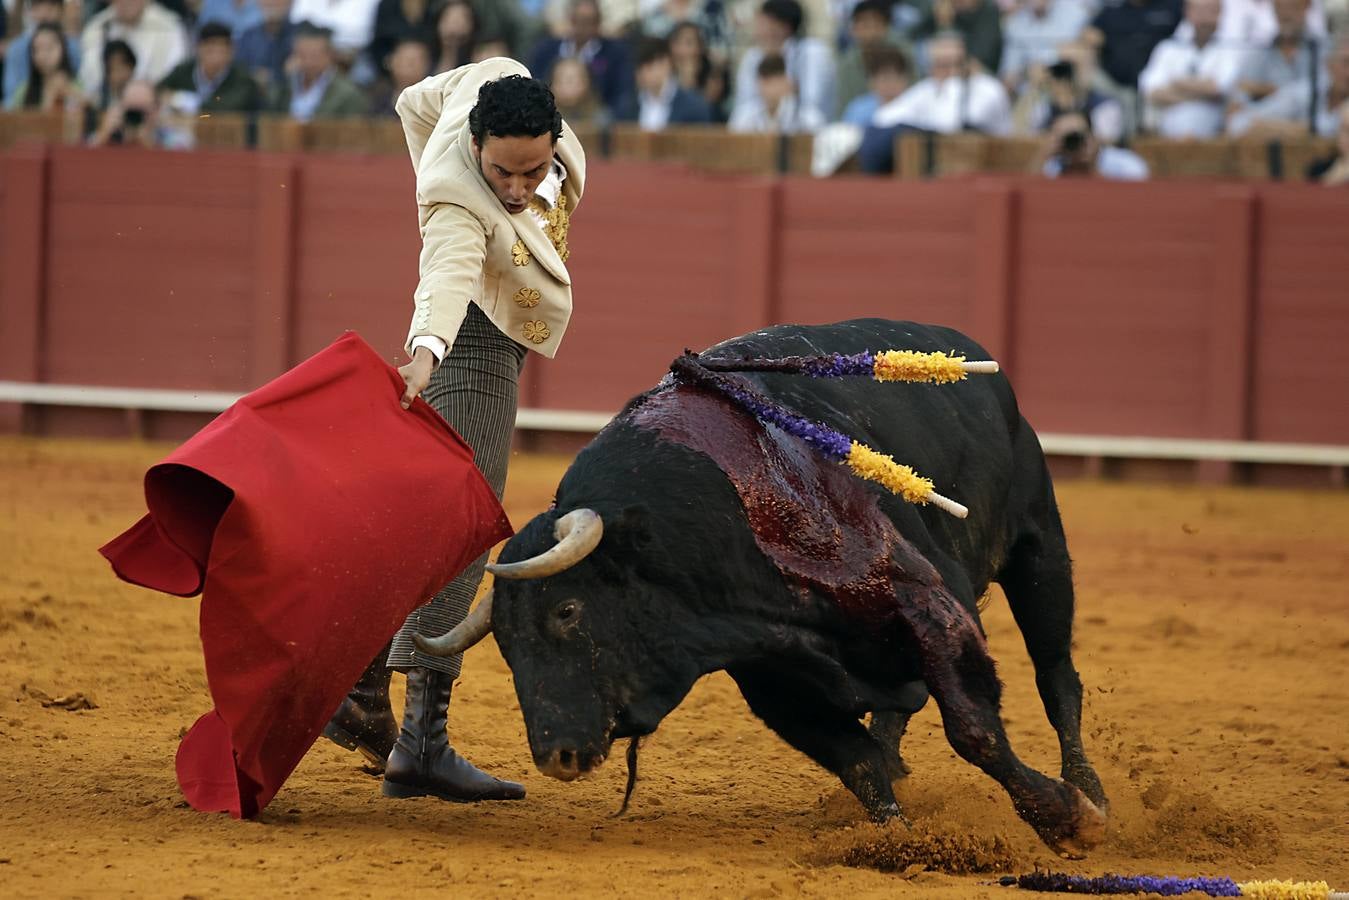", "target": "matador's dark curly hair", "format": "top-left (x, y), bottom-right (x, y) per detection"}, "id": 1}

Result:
top-left (469, 74), bottom-right (563, 146)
